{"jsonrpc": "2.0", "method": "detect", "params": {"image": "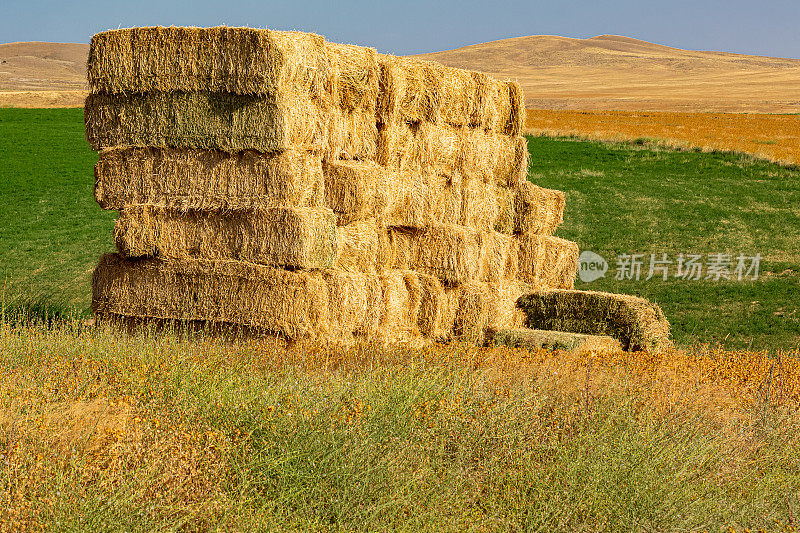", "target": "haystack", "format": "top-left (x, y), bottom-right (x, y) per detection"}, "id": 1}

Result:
top-left (84, 24), bottom-right (628, 347)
